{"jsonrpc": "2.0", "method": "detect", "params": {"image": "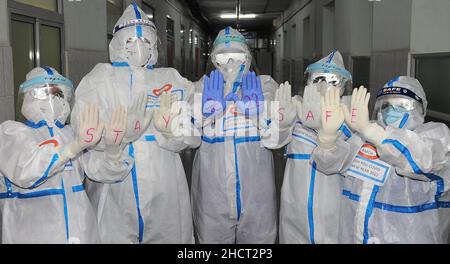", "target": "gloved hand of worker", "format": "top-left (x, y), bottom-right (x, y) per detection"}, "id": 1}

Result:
top-left (154, 92), bottom-right (183, 138)
top-left (343, 86), bottom-right (371, 133)
top-left (202, 70), bottom-right (226, 119)
top-left (124, 92), bottom-right (153, 143)
top-left (318, 88), bottom-right (345, 149)
top-left (104, 105), bottom-right (127, 161)
top-left (298, 84), bottom-right (322, 128)
top-left (60, 103), bottom-right (105, 160)
top-left (344, 86), bottom-right (386, 146)
top-left (236, 71), bottom-right (265, 117)
top-left (270, 81), bottom-right (297, 131)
